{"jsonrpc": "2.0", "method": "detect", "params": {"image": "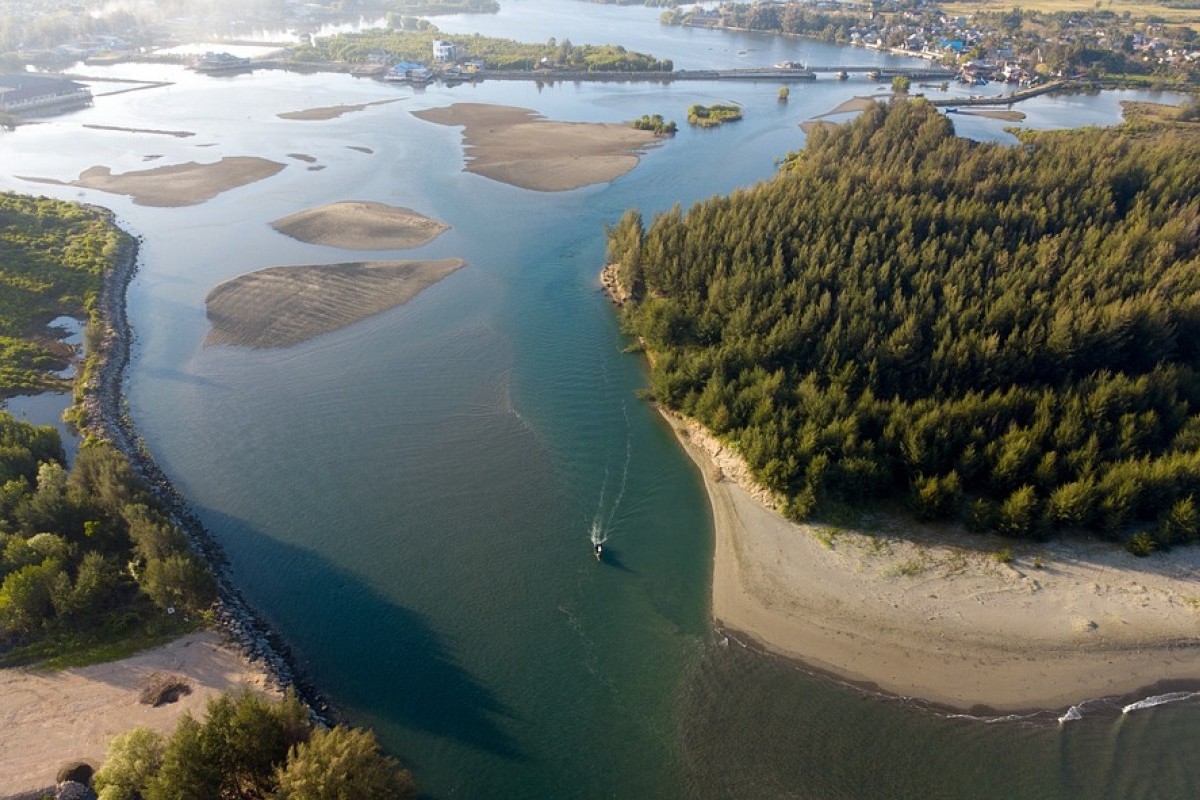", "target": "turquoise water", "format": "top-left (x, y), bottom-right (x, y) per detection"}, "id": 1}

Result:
top-left (2, 6), bottom-right (1199, 796)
